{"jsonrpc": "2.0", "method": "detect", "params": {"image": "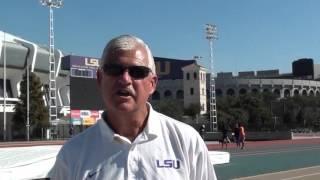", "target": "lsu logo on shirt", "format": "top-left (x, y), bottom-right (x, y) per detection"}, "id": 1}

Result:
top-left (156, 160), bottom-right (180, 169)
